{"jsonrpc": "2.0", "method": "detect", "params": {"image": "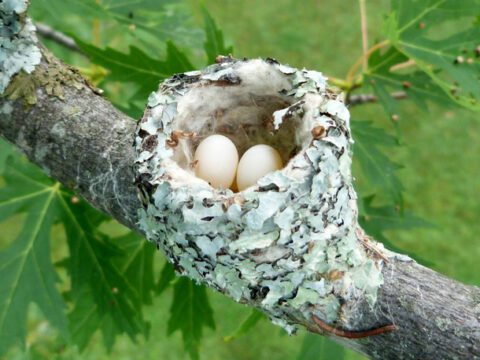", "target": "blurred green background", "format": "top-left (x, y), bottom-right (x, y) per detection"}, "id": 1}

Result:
top-left (1, 0), bottom-right (479, 359)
